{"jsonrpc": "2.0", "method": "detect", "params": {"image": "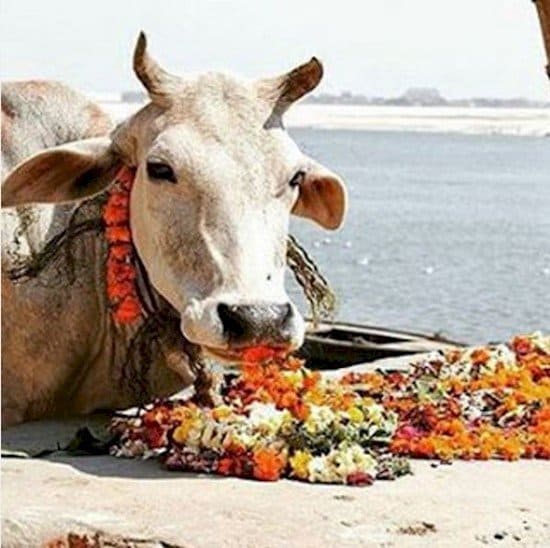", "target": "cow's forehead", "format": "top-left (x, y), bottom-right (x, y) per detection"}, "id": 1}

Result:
top-left (166, 72), bottom-right (266, 128)
top-left (144, 73), bottom-right (303, 178)
top-left (149, 121), bottom-right (302, 194)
